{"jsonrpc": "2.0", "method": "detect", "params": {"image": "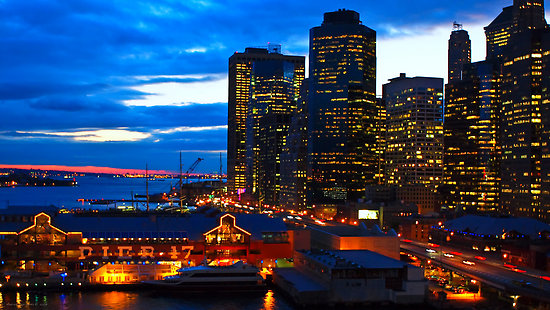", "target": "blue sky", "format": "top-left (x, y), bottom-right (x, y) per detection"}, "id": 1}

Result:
top-left (0, 0), bottom-right (515, 173)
